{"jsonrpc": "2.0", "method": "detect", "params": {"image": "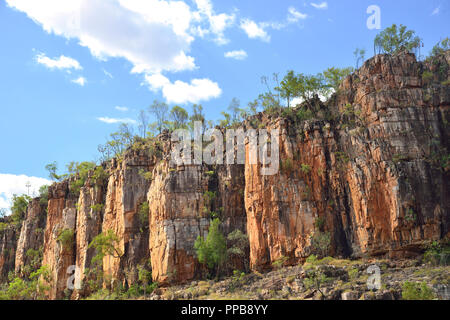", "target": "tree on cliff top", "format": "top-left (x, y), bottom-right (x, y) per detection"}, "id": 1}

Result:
top-left (322, 67), bottom-right (354, 92)
top-left (169, 105), bottom-right (189, 130)
top-left (148, 100), bottom-right (169, 134)
top-left (10, 194), bottom-right (31, 227)
top-left (374, 24), bottom-right (422, 55)
top-left (45, 161), bottom-right (66, 181)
